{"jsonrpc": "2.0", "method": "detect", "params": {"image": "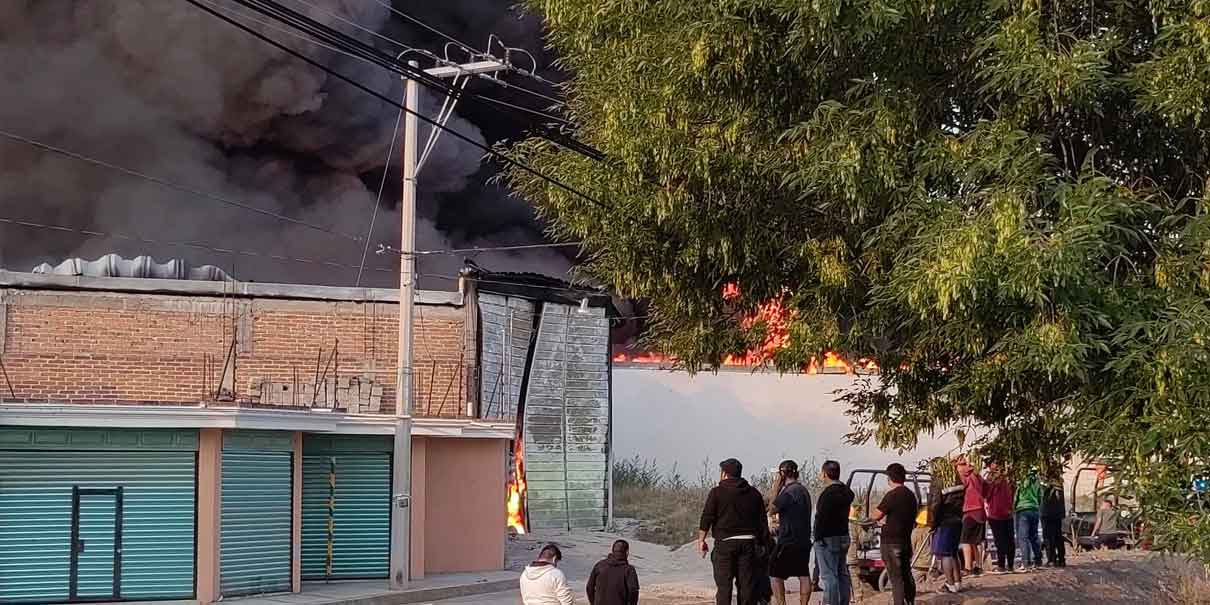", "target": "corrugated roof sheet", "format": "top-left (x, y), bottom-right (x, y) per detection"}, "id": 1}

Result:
top-left (32, 254), bottom-right (231, 281)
